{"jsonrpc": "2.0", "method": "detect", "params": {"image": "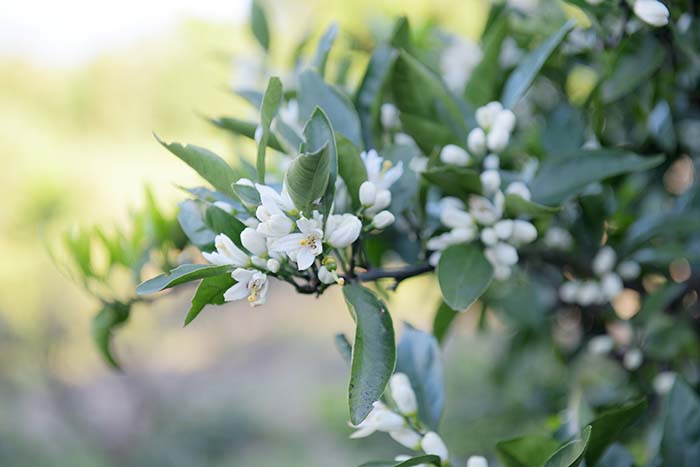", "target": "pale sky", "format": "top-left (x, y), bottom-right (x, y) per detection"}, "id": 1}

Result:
top-left (0, 0), bottom-right (250, 66)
